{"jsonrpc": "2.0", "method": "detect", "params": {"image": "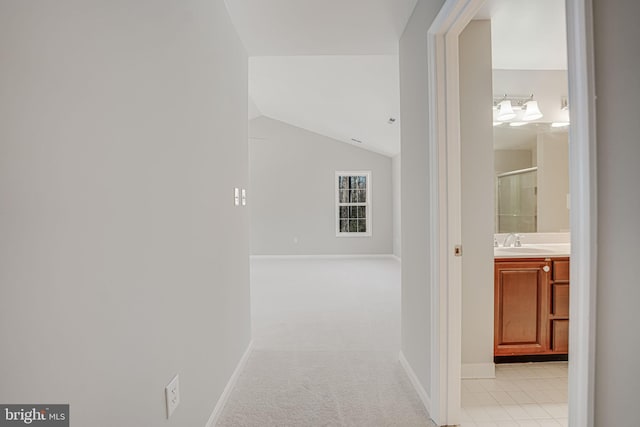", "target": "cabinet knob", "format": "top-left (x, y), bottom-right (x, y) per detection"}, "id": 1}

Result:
top-left (543, 266), bottom-right (550, 273)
